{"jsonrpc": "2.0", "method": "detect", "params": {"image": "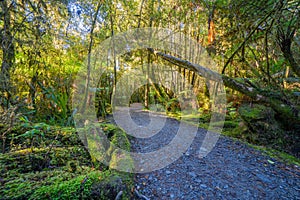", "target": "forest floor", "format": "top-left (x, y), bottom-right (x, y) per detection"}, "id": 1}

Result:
top-left (110, 103), bottom-right (300, 199)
